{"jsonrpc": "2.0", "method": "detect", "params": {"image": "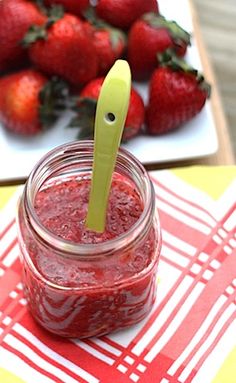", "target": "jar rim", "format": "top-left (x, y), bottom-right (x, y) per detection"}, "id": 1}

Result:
top-left (24, 140), bottom-right (157, 257)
